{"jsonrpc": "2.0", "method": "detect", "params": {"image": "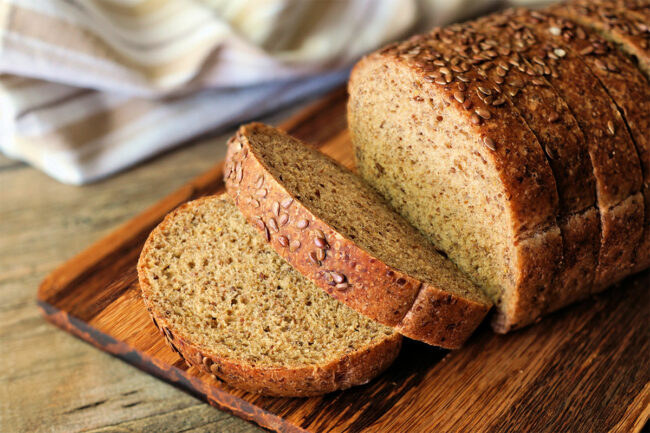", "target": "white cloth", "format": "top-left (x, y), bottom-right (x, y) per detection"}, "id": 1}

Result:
top-left (0, 0), bottom-right (533, 184)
